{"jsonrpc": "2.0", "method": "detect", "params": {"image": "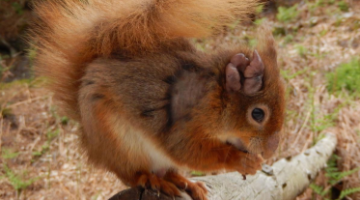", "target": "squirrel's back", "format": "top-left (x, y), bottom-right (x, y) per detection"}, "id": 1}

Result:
top-left (30, 0), bottom-right (258, 119)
